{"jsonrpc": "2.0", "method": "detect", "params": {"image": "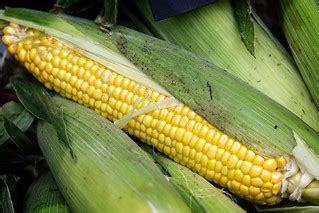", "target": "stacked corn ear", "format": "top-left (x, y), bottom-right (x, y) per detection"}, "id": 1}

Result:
top-left (280, 0), bottom-right (319, 108)
top-left (1, 8), bottom-right (319, 206)
top-left (24, 172), bottom-right (71, 213)
top-left (36, 96), bottom-right (189, 212)
top-left (130, 0), bottom-right (319, 132)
